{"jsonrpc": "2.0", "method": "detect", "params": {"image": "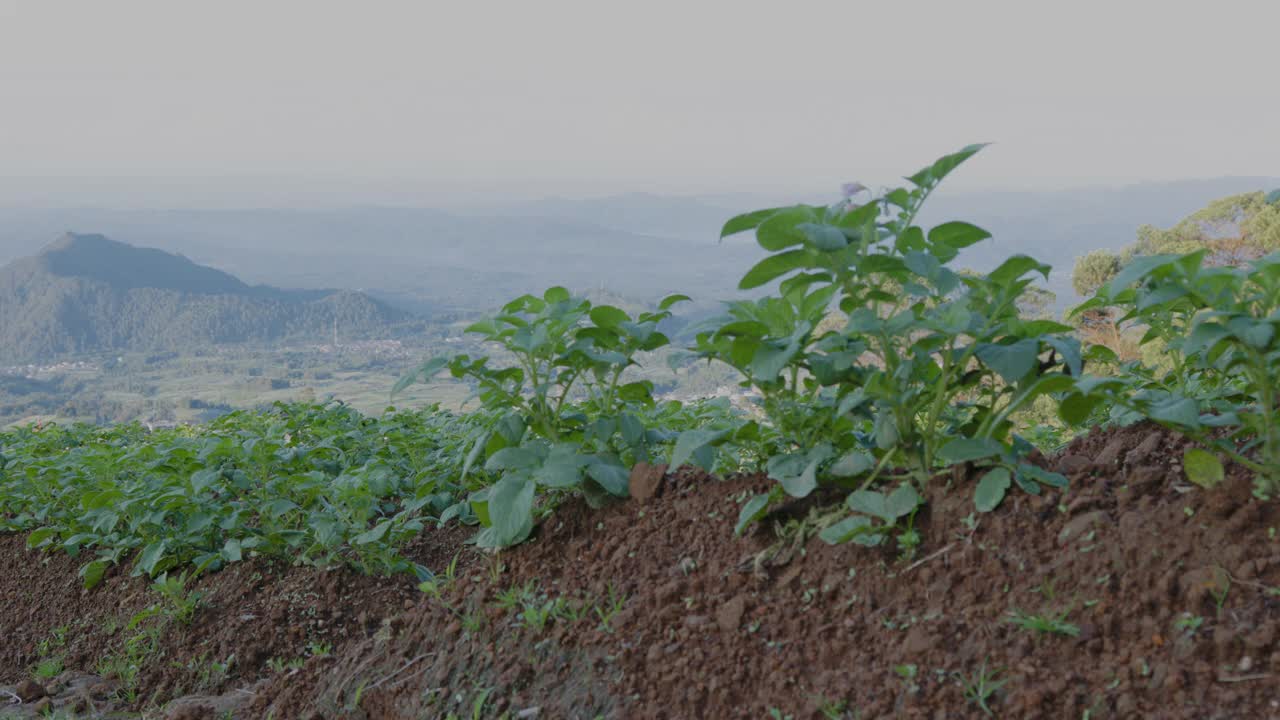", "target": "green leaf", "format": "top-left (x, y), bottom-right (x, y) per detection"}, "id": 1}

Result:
top-left (734, 492), bottom-right (774, 535)
top-left (391, 356), bottom-right (450, 398)
top-left (929, 221), bottom-right (991, 250)
top-left (847, 490), bottom-right (891, 523)
top-left (1106, 254), bottom-right (1181, 295)
top-left (533, 449), bottom-right (583, 487)
top-left (589, 305), bottom-right (630, 329)
top-left (908, 143), bottom-right (987, 187)
top-left (487, 475), bottom-right (536, 546)
top-left (873, 411), bottom-right (899, 450)
top-left (1266, 189), bottom-right (1280, 206)
top-left (619, 414), bottom-right (644, 447)
top-left (937, 437), bottom-right (1005, 464)
top-left (1146, 395), bottom-right (1201, 428)
top-left (885, 484), bottom-right (922, 520)
top-left (818, 515), bottom-right (874, 545)
top-left (1183, 448), bottom-right (1224, 489)
top-left (1018, 464), bottom-right (1068, 489)
top-left (1229, 317), bottom-right (1274, 348)
top-left (975, 339), bottom-right (1041, 383)
top-left (659, 294), bottom-right (691, 310)
top-left (485, 446), bottom-right (540, 471)
top-left (136, 540), bottom-right (168, 577)
top-left (755, 206), bottom-right (816, 251)
top-left (26, 527), bottom-right (58, 549)
top-left (767, 447), bottom-right (830, 499)
top-left (1043, 336), bottom-right (1083, 377)
top-left (777, 456), bottom-right (821, 498)
top-left (543, 286), bottom-right (571, 304)
top-left (988, 255), bottom-right (1050, 285)
top-left (798, 222), bottom-right (848, 251)
top-left (586, 458), bottom-right (630, 497)
top-left (974, 467), bottom-right (1011, 512)
top-left (353, 520), bottom-right (393, 545)
top-left (750, 332), bottom-right (805, 383)
top-left (829, 450), bottom-right (874, 477)
top-left (670, 429), bottom-right (727, 470)
top-left (80, 560), bottom-right (109, 590)
top-left (721, 207), bottom-right (784, 238)
top-left (262, 499), bottom-right (298, 519)
top-left (221, 538), bottom-right (243, 562)
top-left (738, 250), bottom-right (812, 290)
